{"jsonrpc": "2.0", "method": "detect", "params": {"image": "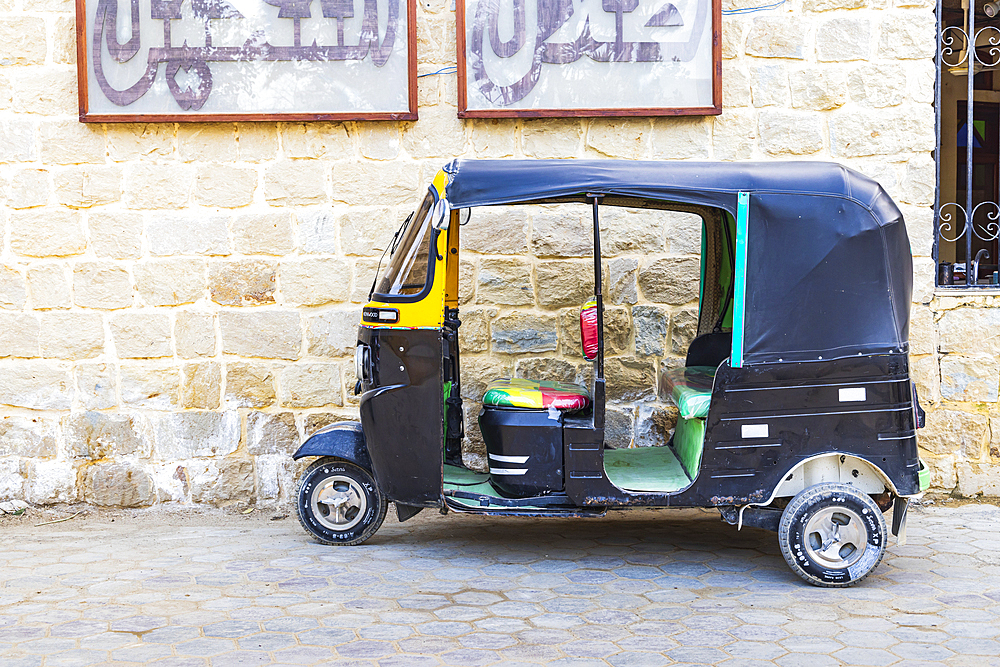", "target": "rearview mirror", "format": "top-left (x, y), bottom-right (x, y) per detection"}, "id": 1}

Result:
top-left (431, 199), bottom-right (449, 230)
